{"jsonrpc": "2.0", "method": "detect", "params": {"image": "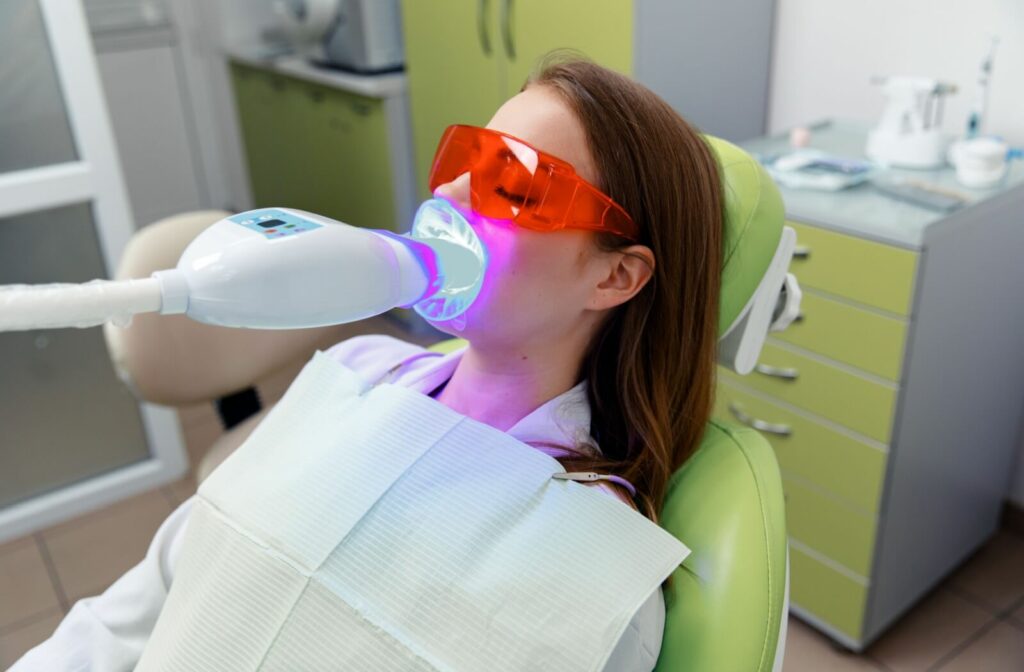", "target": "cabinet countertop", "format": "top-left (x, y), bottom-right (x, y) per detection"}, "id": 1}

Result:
top-left (740, 120), bottom-right (1024, 250)
top-left (227, 50), bottom-right (407, 99)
